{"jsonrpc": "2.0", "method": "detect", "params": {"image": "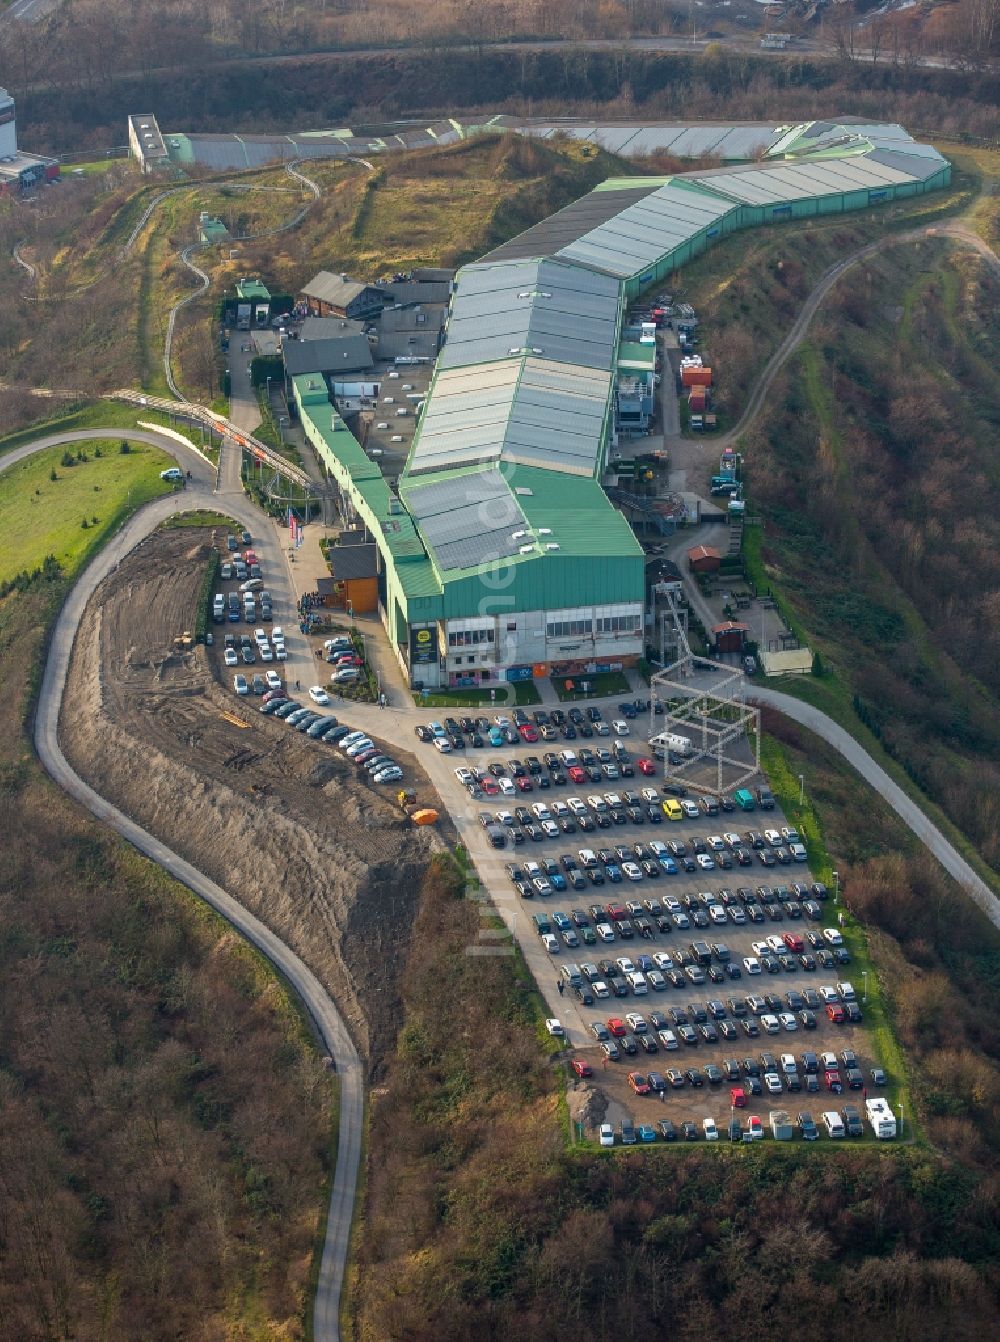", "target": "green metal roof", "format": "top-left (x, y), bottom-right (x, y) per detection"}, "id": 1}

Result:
top-left (236, 278), bottom-right (270, 300)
